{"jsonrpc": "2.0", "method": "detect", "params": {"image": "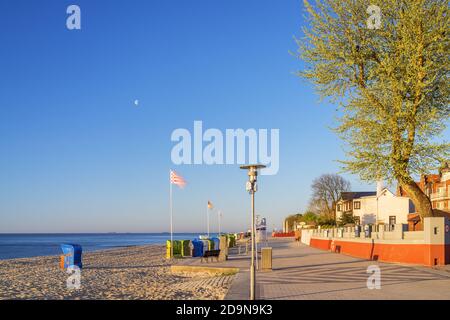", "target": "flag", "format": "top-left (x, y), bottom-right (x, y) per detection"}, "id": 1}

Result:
top-left (170, 170), bottom-right (186, 188)
top-left (207, 200), bottom-right (213, 209)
